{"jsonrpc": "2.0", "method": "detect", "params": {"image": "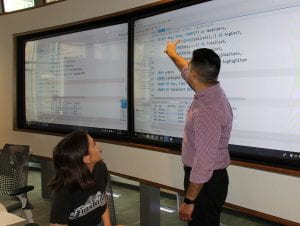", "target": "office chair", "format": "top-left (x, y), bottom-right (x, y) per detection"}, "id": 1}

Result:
top-left (0, 144), bottom-right (38, 226)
